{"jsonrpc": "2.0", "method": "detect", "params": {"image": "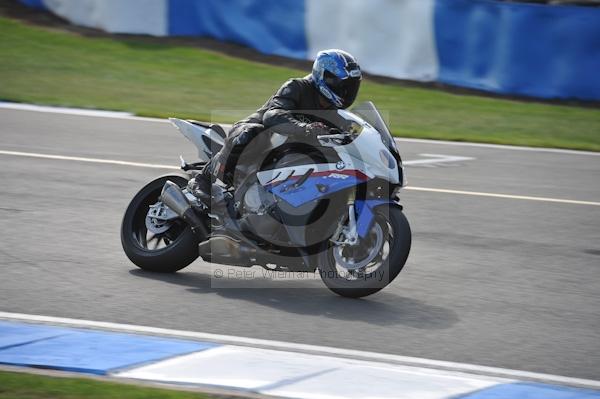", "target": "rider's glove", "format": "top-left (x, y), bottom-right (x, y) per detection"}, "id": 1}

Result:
top-left (304, 122), bottom-right (331, 137)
